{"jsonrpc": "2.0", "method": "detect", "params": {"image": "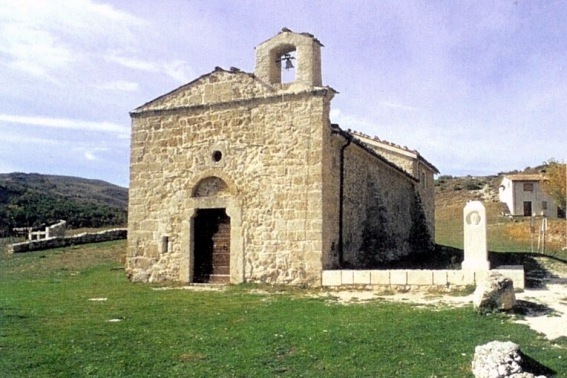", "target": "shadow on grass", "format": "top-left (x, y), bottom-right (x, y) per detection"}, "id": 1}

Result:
top-left (520, 352), bottom-right (557, 377)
